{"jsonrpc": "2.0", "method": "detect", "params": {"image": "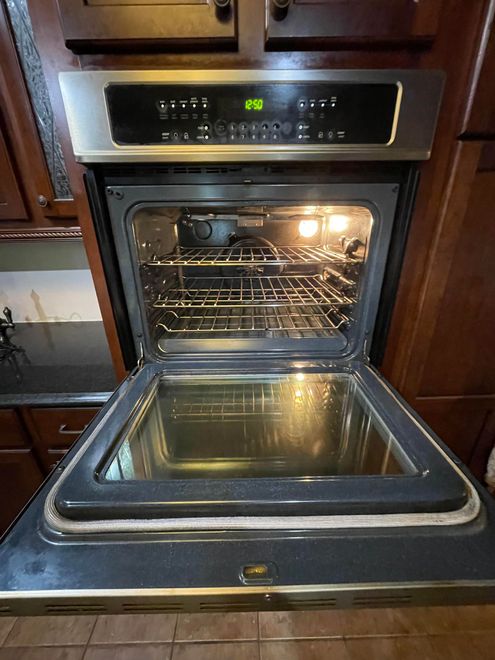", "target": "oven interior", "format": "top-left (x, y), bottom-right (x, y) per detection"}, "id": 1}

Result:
top-left (131, 204), bottom-right (373, 354)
